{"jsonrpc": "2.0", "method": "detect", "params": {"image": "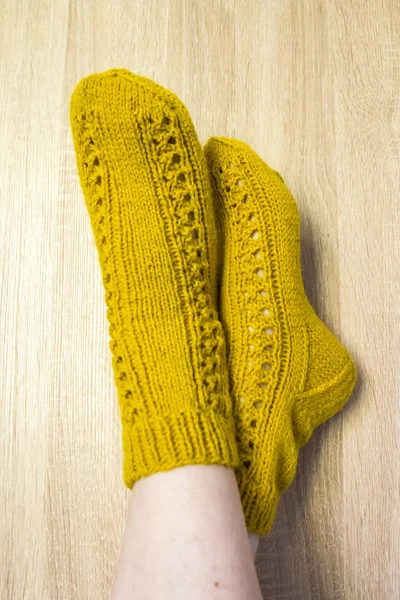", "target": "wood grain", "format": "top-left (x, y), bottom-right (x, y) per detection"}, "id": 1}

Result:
top-left (0, 1), bottom-right (398, 598)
